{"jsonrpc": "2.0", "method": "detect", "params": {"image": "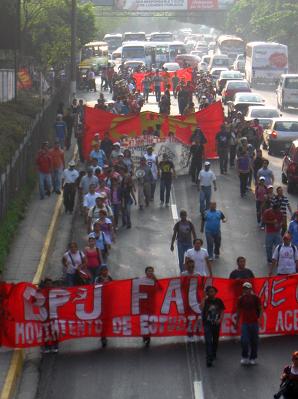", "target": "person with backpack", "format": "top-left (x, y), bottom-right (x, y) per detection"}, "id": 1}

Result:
top-left (170, 210), bottom-right (197, 272)
top-left (274, 351), bottom-right (298, 399)
top-left (62, 242), bottom-right (86, 286)
top-left (270, 233), bottom-right (298, 276)
top-left (89, 221), bottom-right (109, 262)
